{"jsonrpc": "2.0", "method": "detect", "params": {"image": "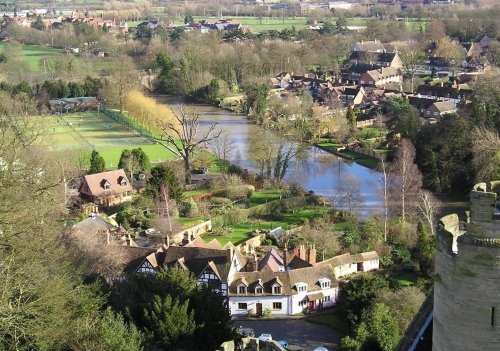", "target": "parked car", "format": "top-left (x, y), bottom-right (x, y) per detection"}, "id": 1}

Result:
top-left (278, 340), bottom-right (288, 348)
top-left (258, 333), bottom-right (273, 342)
top-left (237, 327), bottom-right (255, 337)
top-left (313, 347), bottom-right (329, 351)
